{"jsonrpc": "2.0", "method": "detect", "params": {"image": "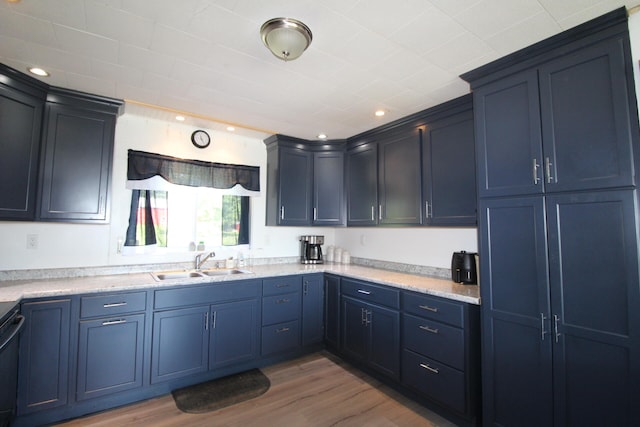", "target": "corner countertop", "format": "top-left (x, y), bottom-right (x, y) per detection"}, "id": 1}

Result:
top-left (0, 263), bottom-right (480, 305)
